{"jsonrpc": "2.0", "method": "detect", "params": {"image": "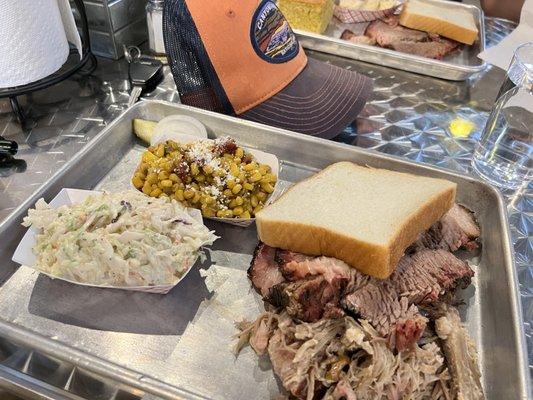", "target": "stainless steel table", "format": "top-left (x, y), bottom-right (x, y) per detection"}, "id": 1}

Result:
top-left (0, 16), bottom-right (530, 399)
